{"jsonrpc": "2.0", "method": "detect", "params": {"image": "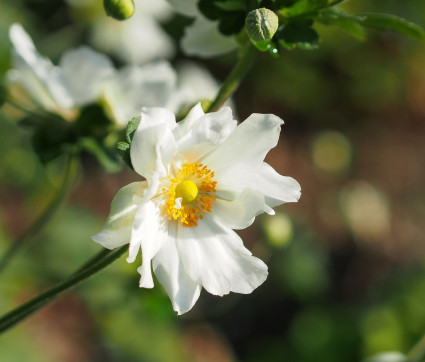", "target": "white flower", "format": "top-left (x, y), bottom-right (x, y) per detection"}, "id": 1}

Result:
top-left (92, 104), bottom-right (301, 314)
top-left (103, 61), bottom-right (222, 127)
top-left (167, 0), bottom-right (238, 57)
top-left (87, 0), bottom-right (175, 64)
top-left (8, 23), bottom-right (114, 120)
